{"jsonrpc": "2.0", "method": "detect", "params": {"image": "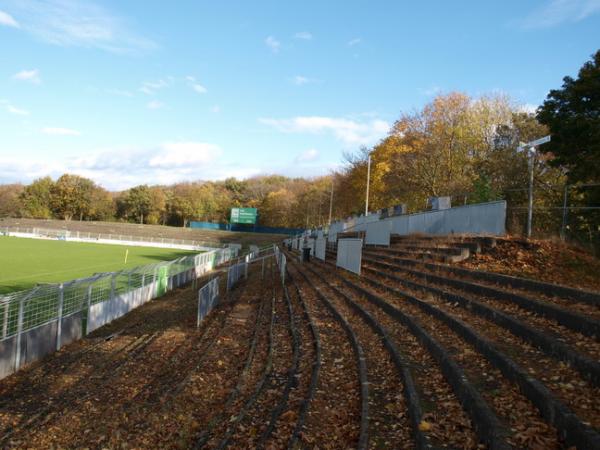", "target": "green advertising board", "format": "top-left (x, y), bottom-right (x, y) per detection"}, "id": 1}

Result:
top-left (230, 207), bottom-right (257, 224)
